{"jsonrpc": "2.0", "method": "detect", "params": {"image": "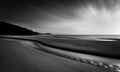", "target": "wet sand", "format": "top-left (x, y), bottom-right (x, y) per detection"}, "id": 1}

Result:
top-left (0, 35), bottom-right (119, 72)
